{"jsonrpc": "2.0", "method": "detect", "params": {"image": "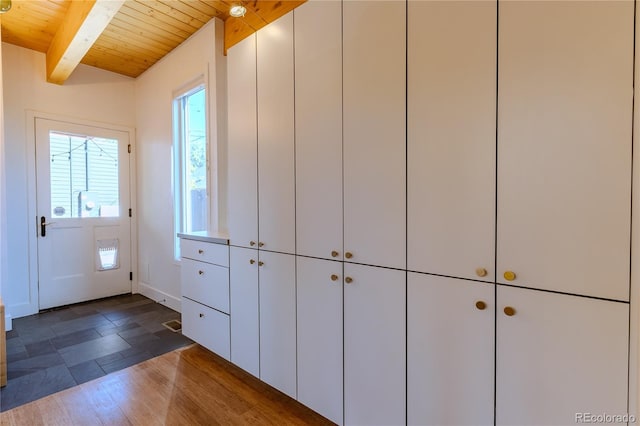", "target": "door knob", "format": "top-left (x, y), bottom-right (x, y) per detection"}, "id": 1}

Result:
top-left (258, 261), bottom-right (264, 266)
top-left (40, 216), bottom-right (56, 237)
top-left (331, 251), bottom-right (339, 258)
top-left (330, 274), bottom-right (339, 281)
top-left (345, 277), bottom-right (353, 284)
top-left (345, 252), bottom-right (353, 259)
top-left (249, 259), bottom-right (256, 265)
top-left (199, 313), bottom-right (205, 318)
top-left (198, 270), bottom-right (204, 275)
top-left (475, 301), bottom-right (487, 310)
top-left (503, 271), bottom-right (516, 281)
top-left (258, 242), bottom-right (264, 247)
top-left (504, 306), bottom-right (516, 316)
top-left (198, 249), bottom-right (204, 254)
top-left (250, 241), bottom-right (256, 247)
